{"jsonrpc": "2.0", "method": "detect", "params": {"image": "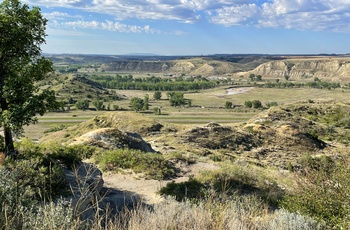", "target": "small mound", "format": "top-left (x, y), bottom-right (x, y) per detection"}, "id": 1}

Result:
top-left (41, 112), bottom-right (164, 145)
top-left (86, 112), bottom-right (163, 135)
top-left (184, 123), bottom-right (261, 151)
top-left (70, 128), bottom-right (154, 152)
